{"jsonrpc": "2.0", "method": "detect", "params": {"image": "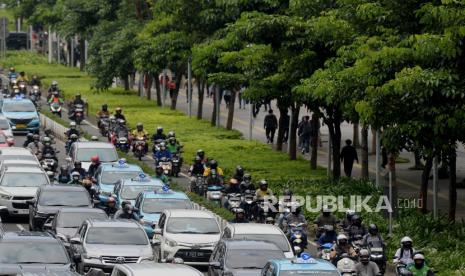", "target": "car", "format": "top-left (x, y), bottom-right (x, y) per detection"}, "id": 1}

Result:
top-left (1, 98), bottom-right (40, 133)
top-left (209, 240), bottom-right (286, 276)
top-left (44, 207), bottom-right (108, 247)
top-left (135, 189), bottom-right (193, 238)
top-left (0, 231), bottom-right (78, 273)
top-left (222, 223), bottom-right (295, 258)
top-left (28, 185), bottom-right (93, 231)
top-left (153, 209), bottom-right (221, 266)
top-left (113, 174), bottom-right (165, 207)
top-left (0, 159), bottom-right (42, 170)
top-left (67, 141), bottom-right (118, 171)
top-left (0, 131), bottom-right (14, 148)
top-left (0, 115), bottom-right (13, 137)
top-left (93, 160), bottom-right (144, 208)
top-left (261, 254), bottom-right (341, 276)
top-left (0, 166), bottom-right (50, 220)
top-left (0, 147), bottom-right (39, 162)
top-left (69, 218), bottom-right (154, 274)
top-left (108, 263), bottom-right (204, 276)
